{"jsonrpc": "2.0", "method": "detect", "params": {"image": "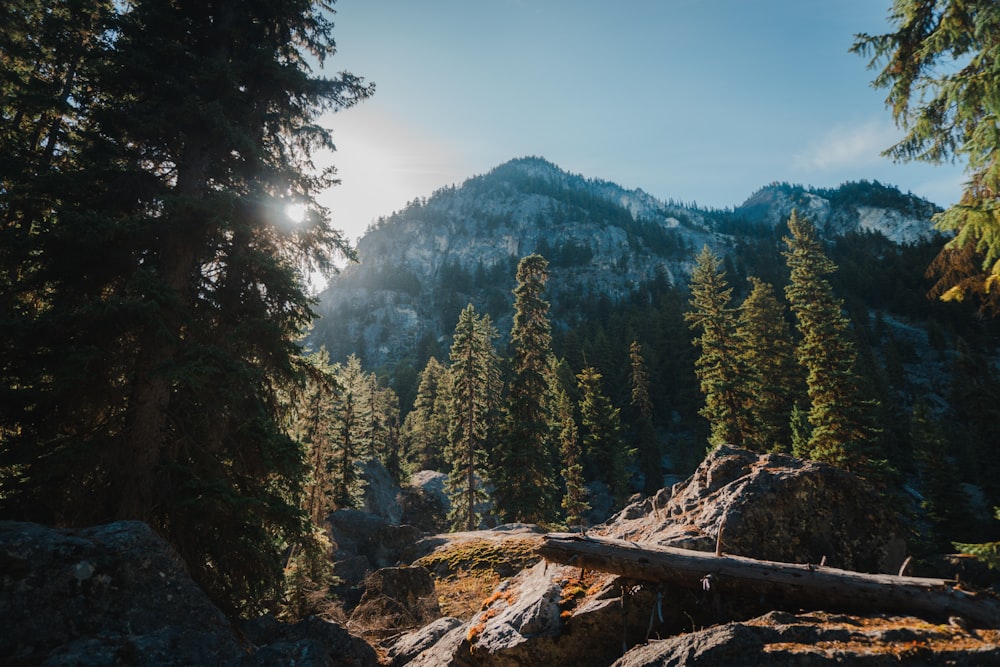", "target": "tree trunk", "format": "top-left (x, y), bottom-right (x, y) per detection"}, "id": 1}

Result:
top-left (538, 533), bottom-right (1000, 628)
